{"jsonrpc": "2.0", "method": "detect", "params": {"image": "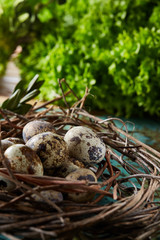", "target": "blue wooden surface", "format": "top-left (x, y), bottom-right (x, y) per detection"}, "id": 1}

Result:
top-left (100, 116), bottom-right (160, 152)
